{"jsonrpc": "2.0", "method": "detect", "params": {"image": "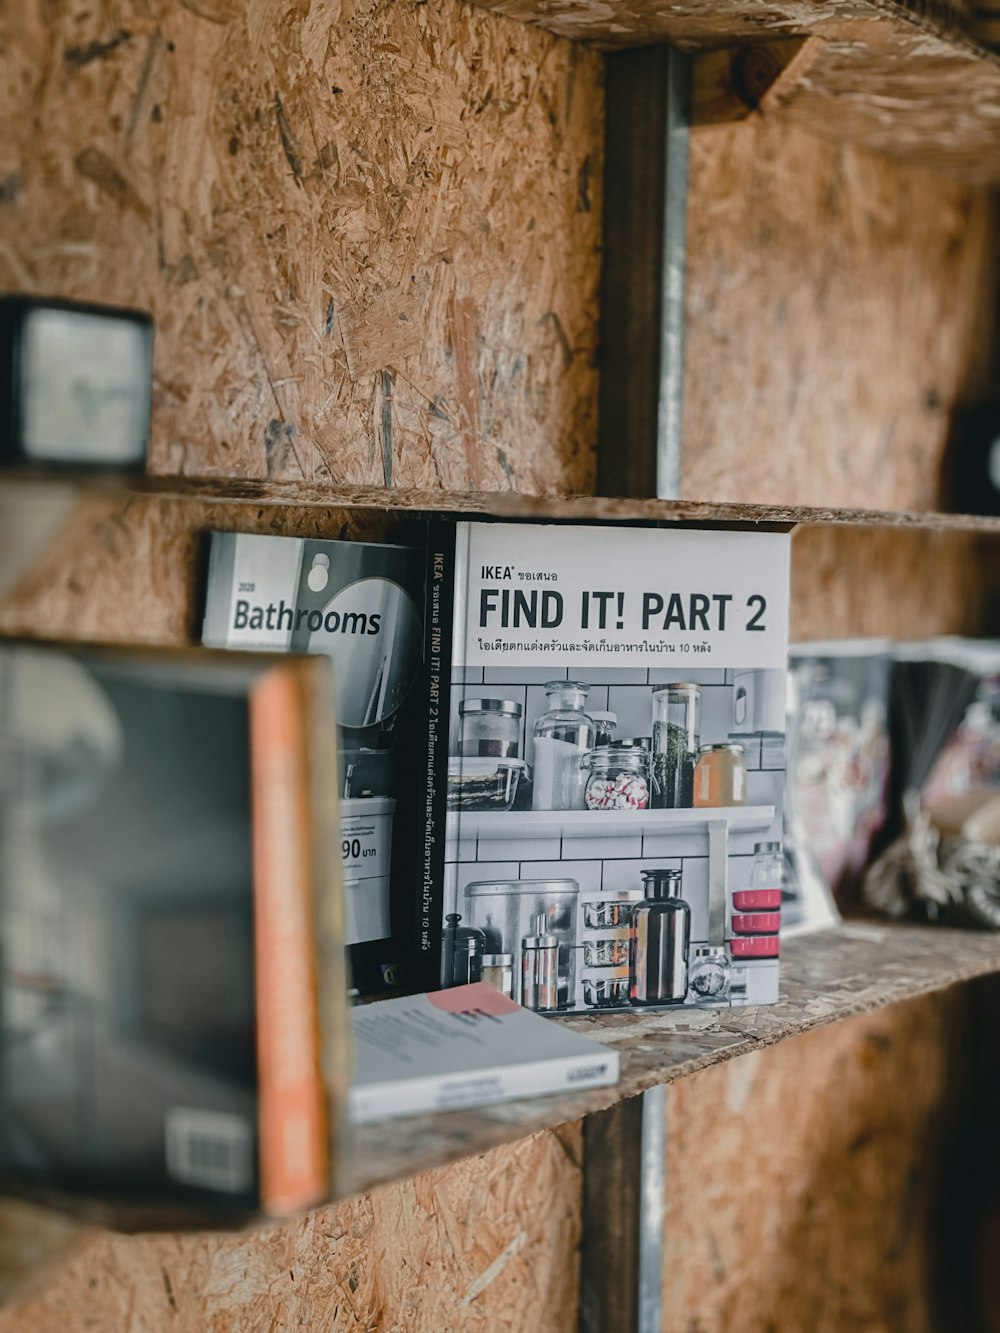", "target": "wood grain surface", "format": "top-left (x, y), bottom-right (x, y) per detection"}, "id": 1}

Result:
top-left (0, 0), bottom-right (602, 495)
top-left (662, 988), bottom-right (973, 1332)
top-left (472, 1), bottom-right (1000, 183)
top-left (0, 1127), bottom-right (583, 1332)
top-left (683, 117), bottom-right (998, 509)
